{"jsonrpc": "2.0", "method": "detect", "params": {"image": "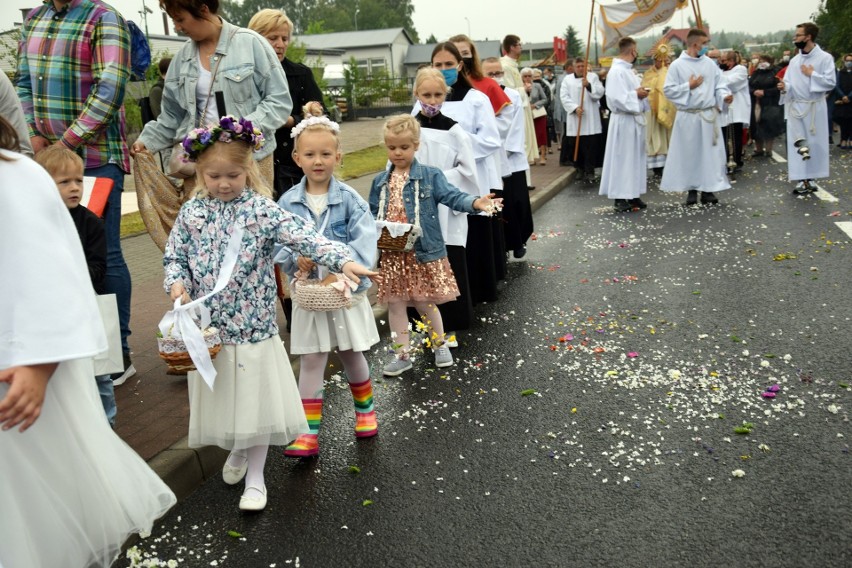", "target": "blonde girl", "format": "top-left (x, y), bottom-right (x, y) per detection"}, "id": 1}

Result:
top-left (164, 116), bottom-right (375, 511)
top-left (276, 109), bottom-right (380, 457)
top-left (370, 115), bottom-right (500, 376)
